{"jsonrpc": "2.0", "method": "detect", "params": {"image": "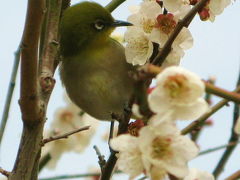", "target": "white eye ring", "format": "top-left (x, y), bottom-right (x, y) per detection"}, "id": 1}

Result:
top-left (94, 20), bottom-right (105, 30)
